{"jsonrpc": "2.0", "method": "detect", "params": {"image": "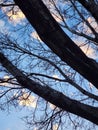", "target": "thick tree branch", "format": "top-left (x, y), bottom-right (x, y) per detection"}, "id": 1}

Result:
top-left (1, 39), bottom-right (98, 101)
top-left (0, 52), bottom-right (98, 124)
top-left (14, 0), bottom-right (98, 88)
